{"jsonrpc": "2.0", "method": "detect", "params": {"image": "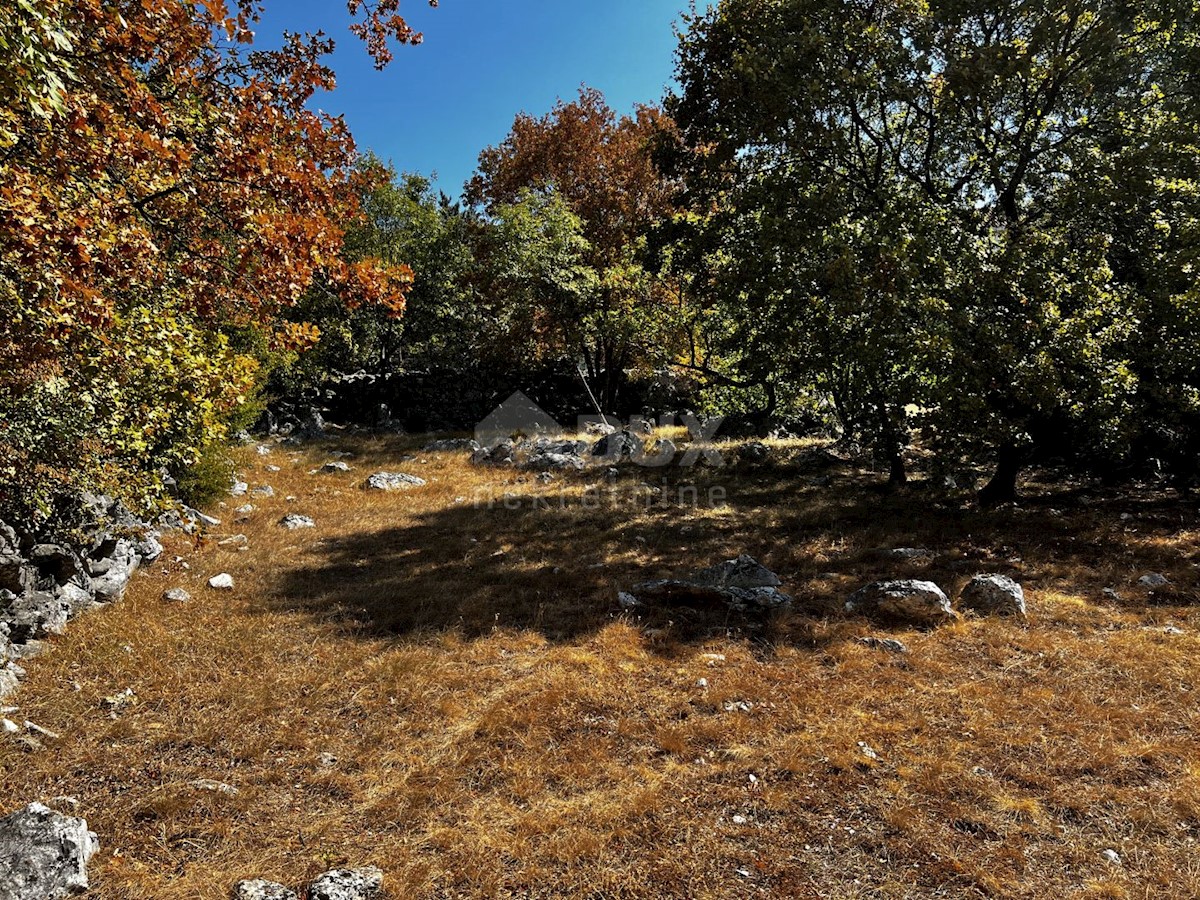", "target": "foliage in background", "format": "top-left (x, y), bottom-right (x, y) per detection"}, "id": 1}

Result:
top-left (468, 88), bottom-right (689, 410)
top-left (667, 0), bottom-right (1200, 497)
